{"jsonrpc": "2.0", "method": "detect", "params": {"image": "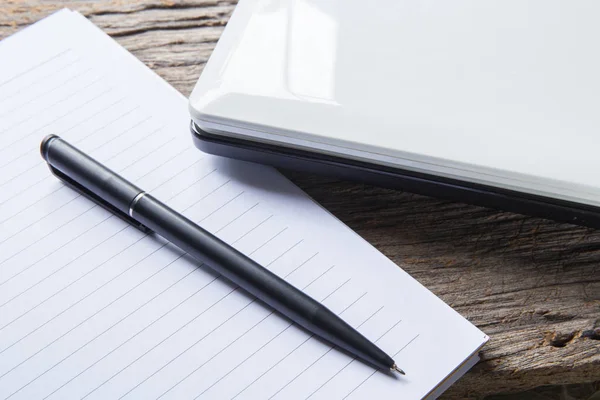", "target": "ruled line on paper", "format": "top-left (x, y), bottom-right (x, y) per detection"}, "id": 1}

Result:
top-left (232, 215), bottom-right (274, 243)
top-left (0, 136), bottom-right (191, 232)
top-left (38, 201), bottom-right (269, 399)
top-left (0, 96), bottom-right (130, 171)
top-left (0, 195), bottom-right (80, 246)
top-left (110, 135), bottom-right (177, 173)
top-left (65, 99), bottom-right (134, 135)
top-left (0, 211), bottom-right (115, 289)
top-left (141, 295), bottom-right (255, 398)
top-left (217, 291), bottom-right (368, 400)
top-left (256, 291), bottom-right (370, 397)
top-left (1, 75), bottom-right (109, 137)
top-left (197, 320), bottom-right (296, 398)
top-left (217, 202), bottom-right (261, 234)
top-left (0, 49), bottom-right (73, 89)
top-left (157, 271), bottom-right (351, 400)
top-left (0, 124), bottom-right (170, 271)
top-left (2, 190), bottom-right (275, 398)
top-left (239, 302), bottom-right (376, 400)
top-left (88, 123), bottom-right (169, 168)
top-left (341, 334), bottom-right (420, 400)
top-left (1, 69), bottom-right (102, 127)
top-left (49, 210), bottom-right (274, 400)
top-left (192, 289), bottom-right (364, 399)
top-left (250, 226), bottom-right (288, 254)
top-left (233, 334), bottom-right (313, 399)
top-left (0, 168), bottom-right (227, 333)
top-left (79, 214), bottom-right (279, 399)
top-left (5, 263), bottom-right (205, 400)
top-left (0, 66), bottom-right (93, 118)
top-left (152, 264), bottom-right (340, 400)
top-left (0, 56), bottom-right (82, 104)
top-left (86, 116), bottom-right (155, 155)
top-left (277, 299), bottom-right (381, 395)
top-left (80, 216), bottom-right (286, 399)
top-left (42, 268), bottom-right (217, 400)
top-left (0, 163), bottom-right (217, 315)
top-left (270, 315), bottom-right (392, 400)
top-left (281, 252), bottom-right (319, 279)
top-left (0, 186), bottom-right (64, 224)
top-left (0, 224), bottom-right (132, 336)
top-left (3, 115), bottom-right (164, 215)
top-left (1, 249), bottom-right (196, 381)
top-left (0, 137), bottom-right (197, 263)
top-left (0, 162), bottom-right (45, 190)
top-left (1, 87), bottom-right (116, 176)
top-left (304, 307), bottom-right (395, 399)
top-left (0, 185), bottom-right (254, 360)
top-left (0, 205), bottom-right (98, 270)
